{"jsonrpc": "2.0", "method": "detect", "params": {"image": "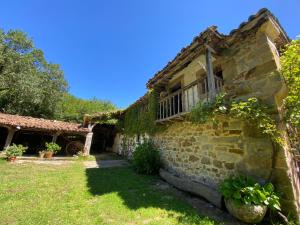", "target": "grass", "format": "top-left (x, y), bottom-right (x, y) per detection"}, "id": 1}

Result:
top-left (0, 159), bottom-right (216, 225)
